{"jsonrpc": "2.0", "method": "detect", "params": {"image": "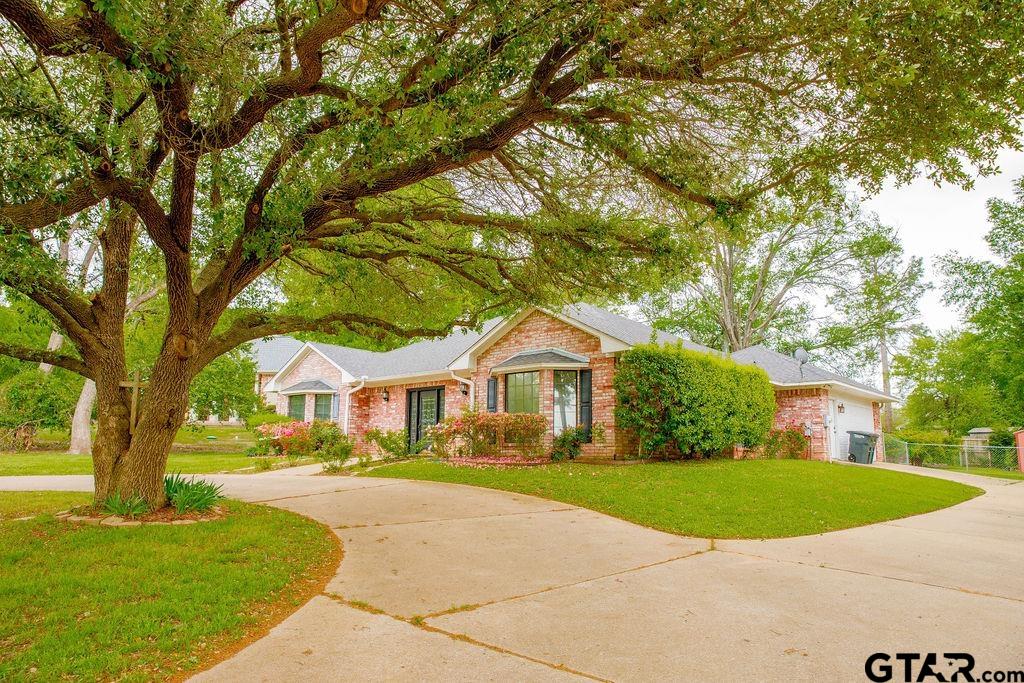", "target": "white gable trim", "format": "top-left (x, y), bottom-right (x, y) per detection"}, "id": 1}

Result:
top-left (447, 307), bottom-right (630, 371)
top-left (269, 343), bottom-right (355, 391)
